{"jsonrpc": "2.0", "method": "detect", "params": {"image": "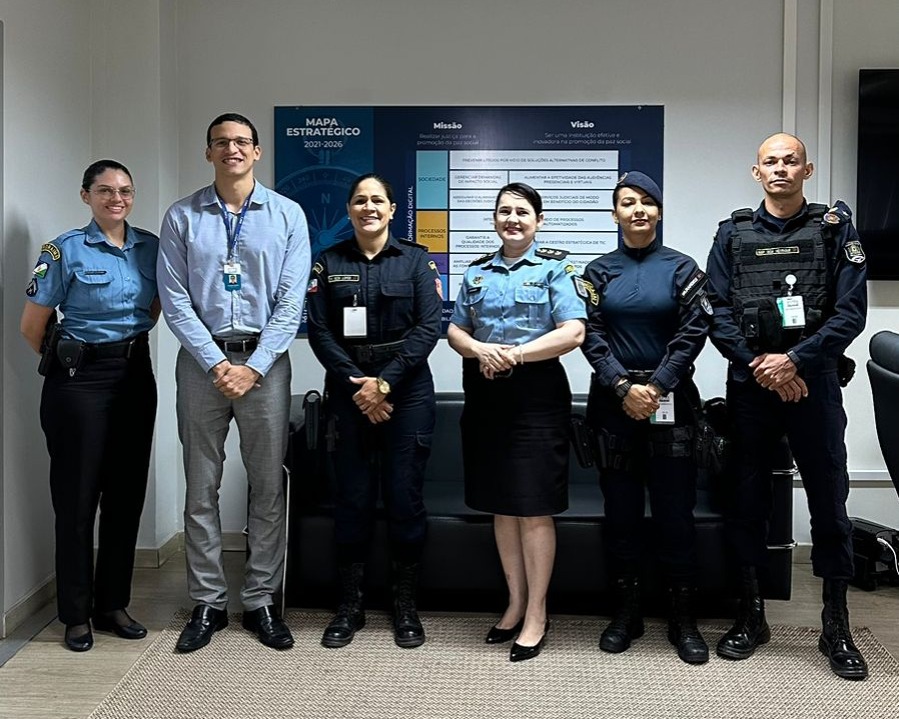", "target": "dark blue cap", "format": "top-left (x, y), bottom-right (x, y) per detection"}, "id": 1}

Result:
top-left (614, 171), bottom-right (662, 207)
